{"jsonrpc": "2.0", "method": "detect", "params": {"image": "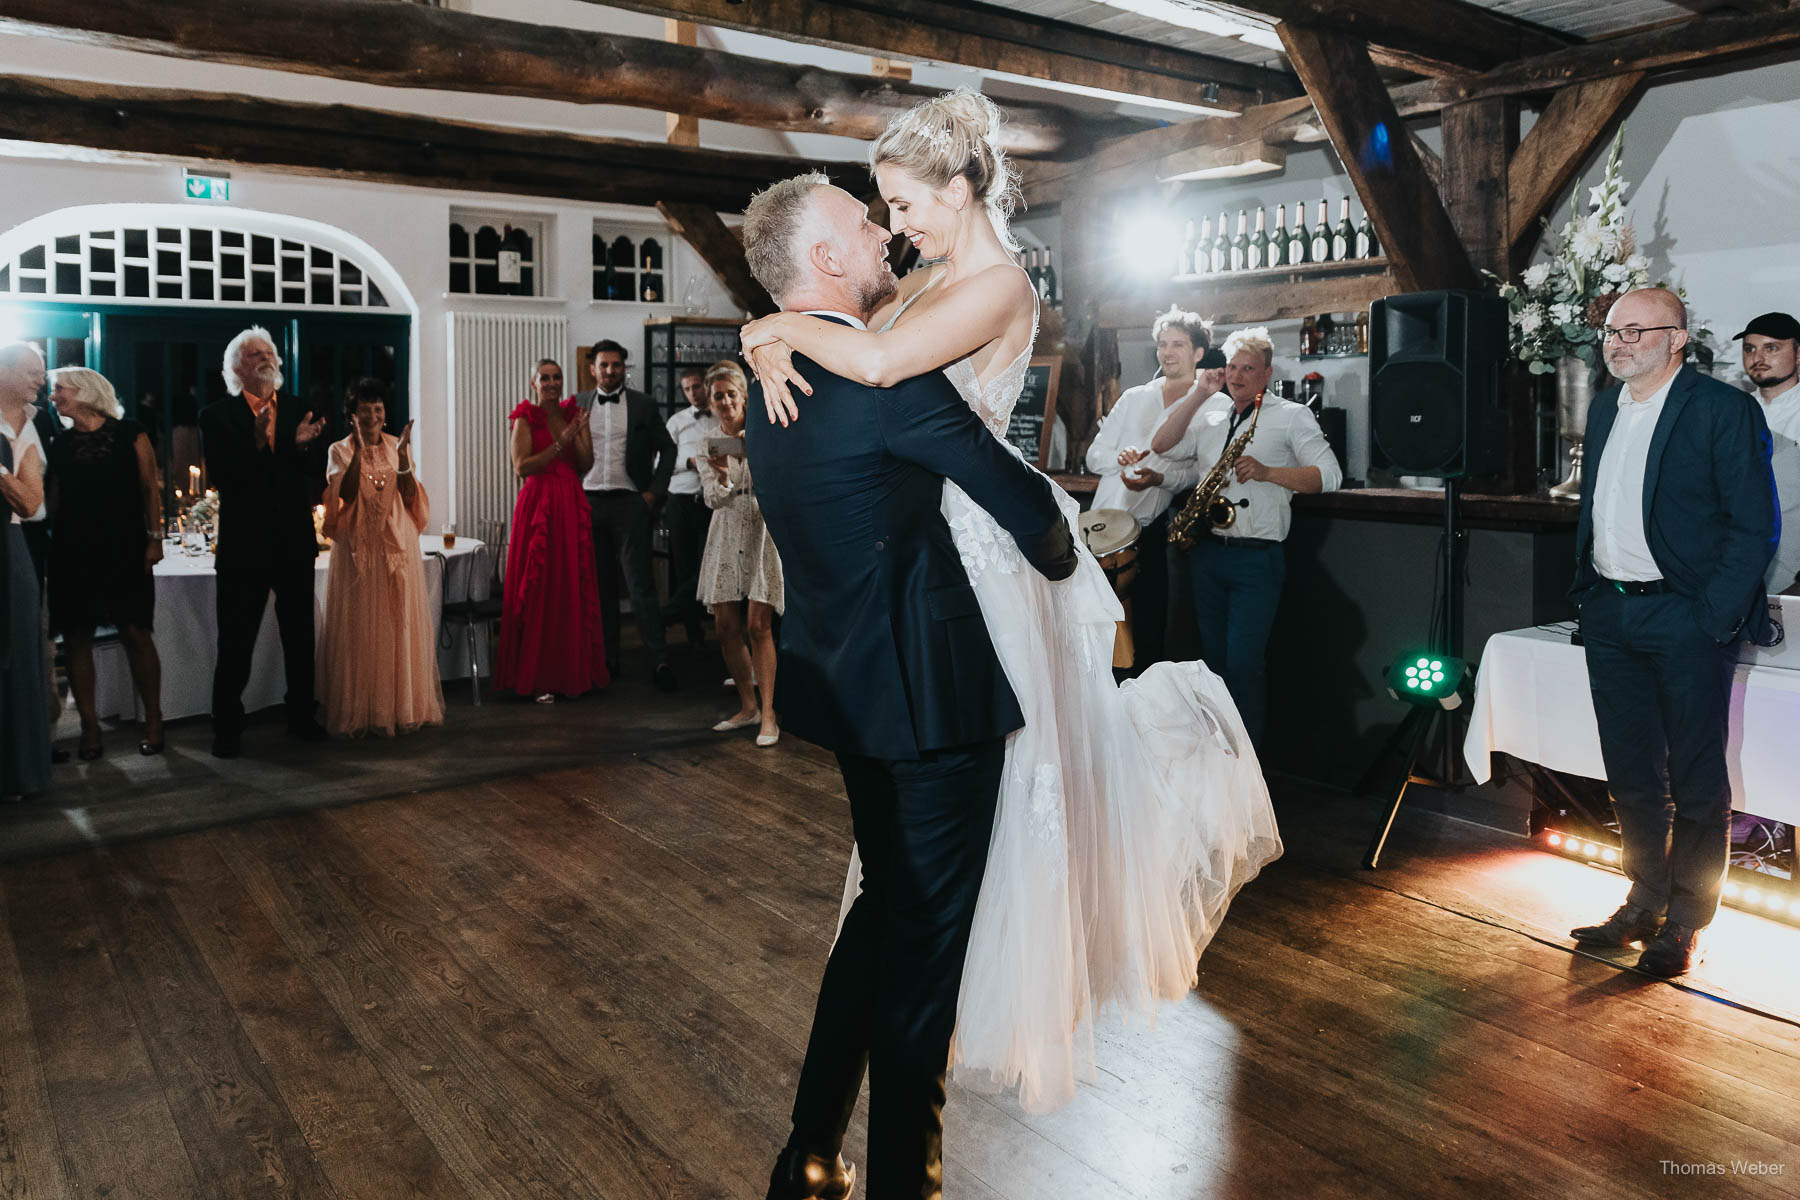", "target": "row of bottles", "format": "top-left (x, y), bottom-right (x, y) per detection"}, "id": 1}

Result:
top-left (1019, 248), bottom-right (1061, 307)
top-left (1176, 198), bottom-right (1380, 278)
top-left (1300, 311), bottom-right (1370, 357)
